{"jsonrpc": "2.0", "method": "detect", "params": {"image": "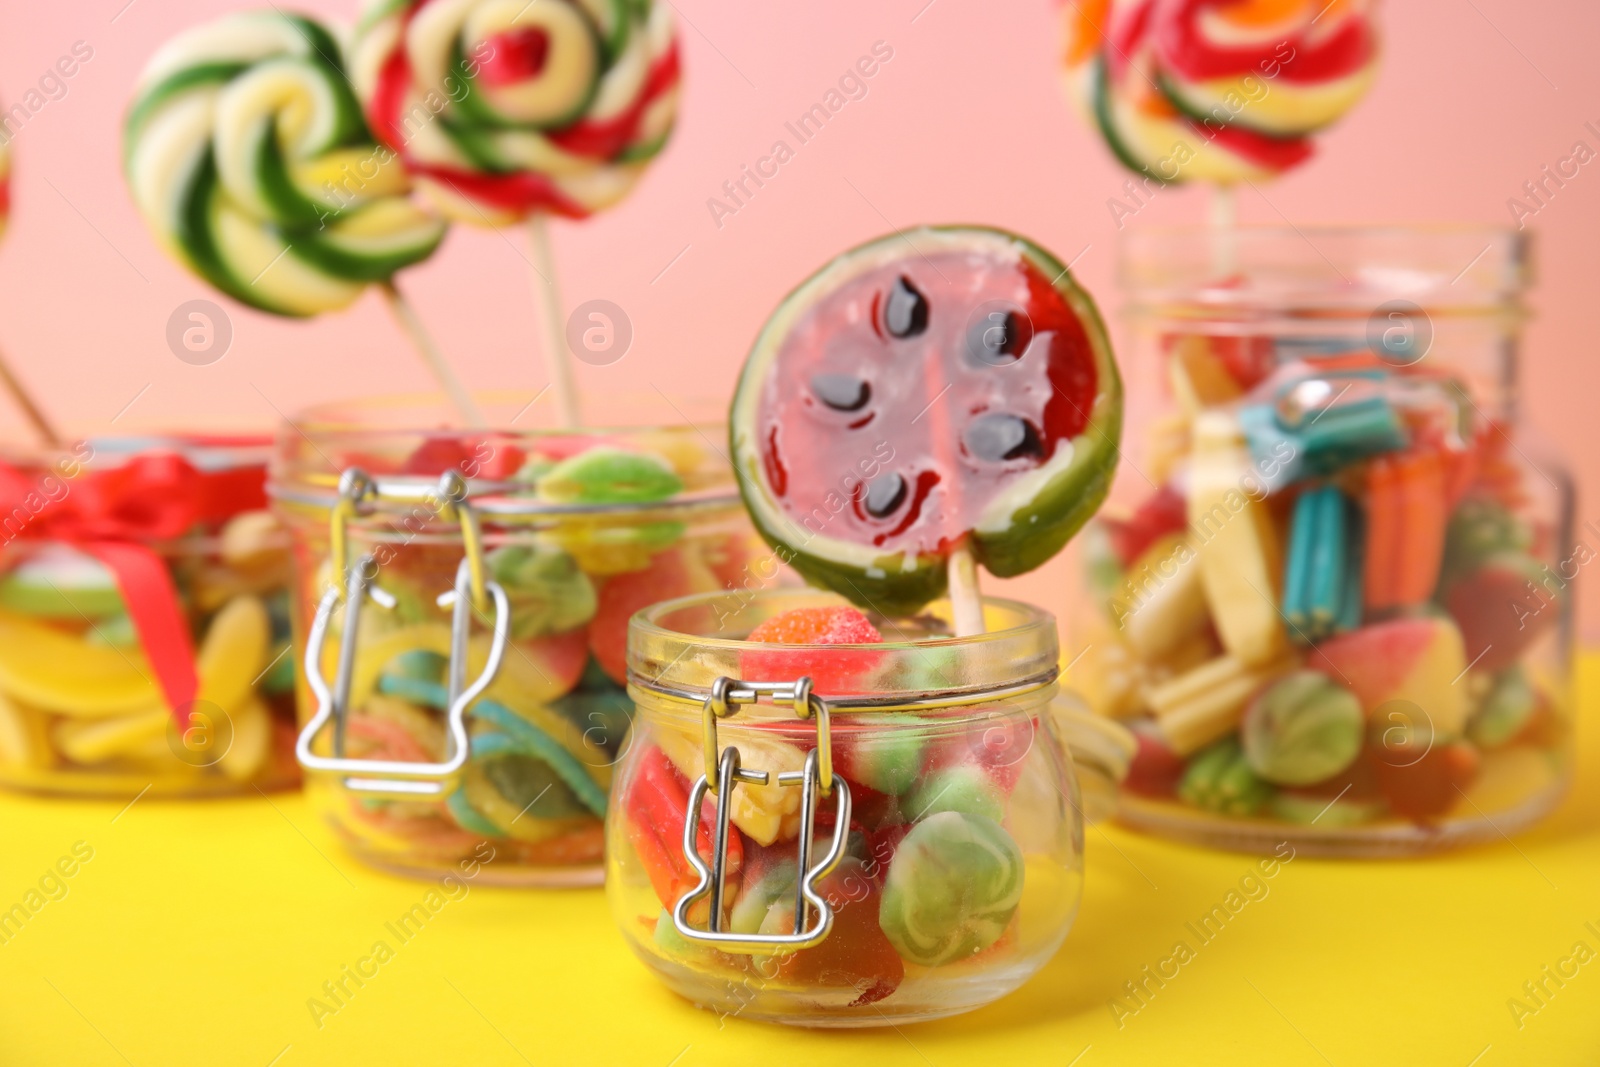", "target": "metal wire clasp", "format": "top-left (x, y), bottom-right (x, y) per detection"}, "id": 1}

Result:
top-left (295, 467), bottom-right (508, 798)
top-left (672, 676), bottom-right (853, 954)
